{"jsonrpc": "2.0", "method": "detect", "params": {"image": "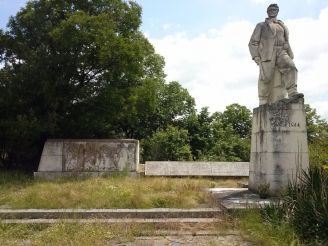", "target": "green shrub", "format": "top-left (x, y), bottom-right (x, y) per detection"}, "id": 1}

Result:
top-left (142, 125), bottom-right (192, 161)
top-left (286, 167), bottom-right (328, 244)
top-left (237, 210), bottom-right (299, 246)
top-left (260, 166), bottom-right (328, 244)
top-left (260, 201), bottom-right (287, 225)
